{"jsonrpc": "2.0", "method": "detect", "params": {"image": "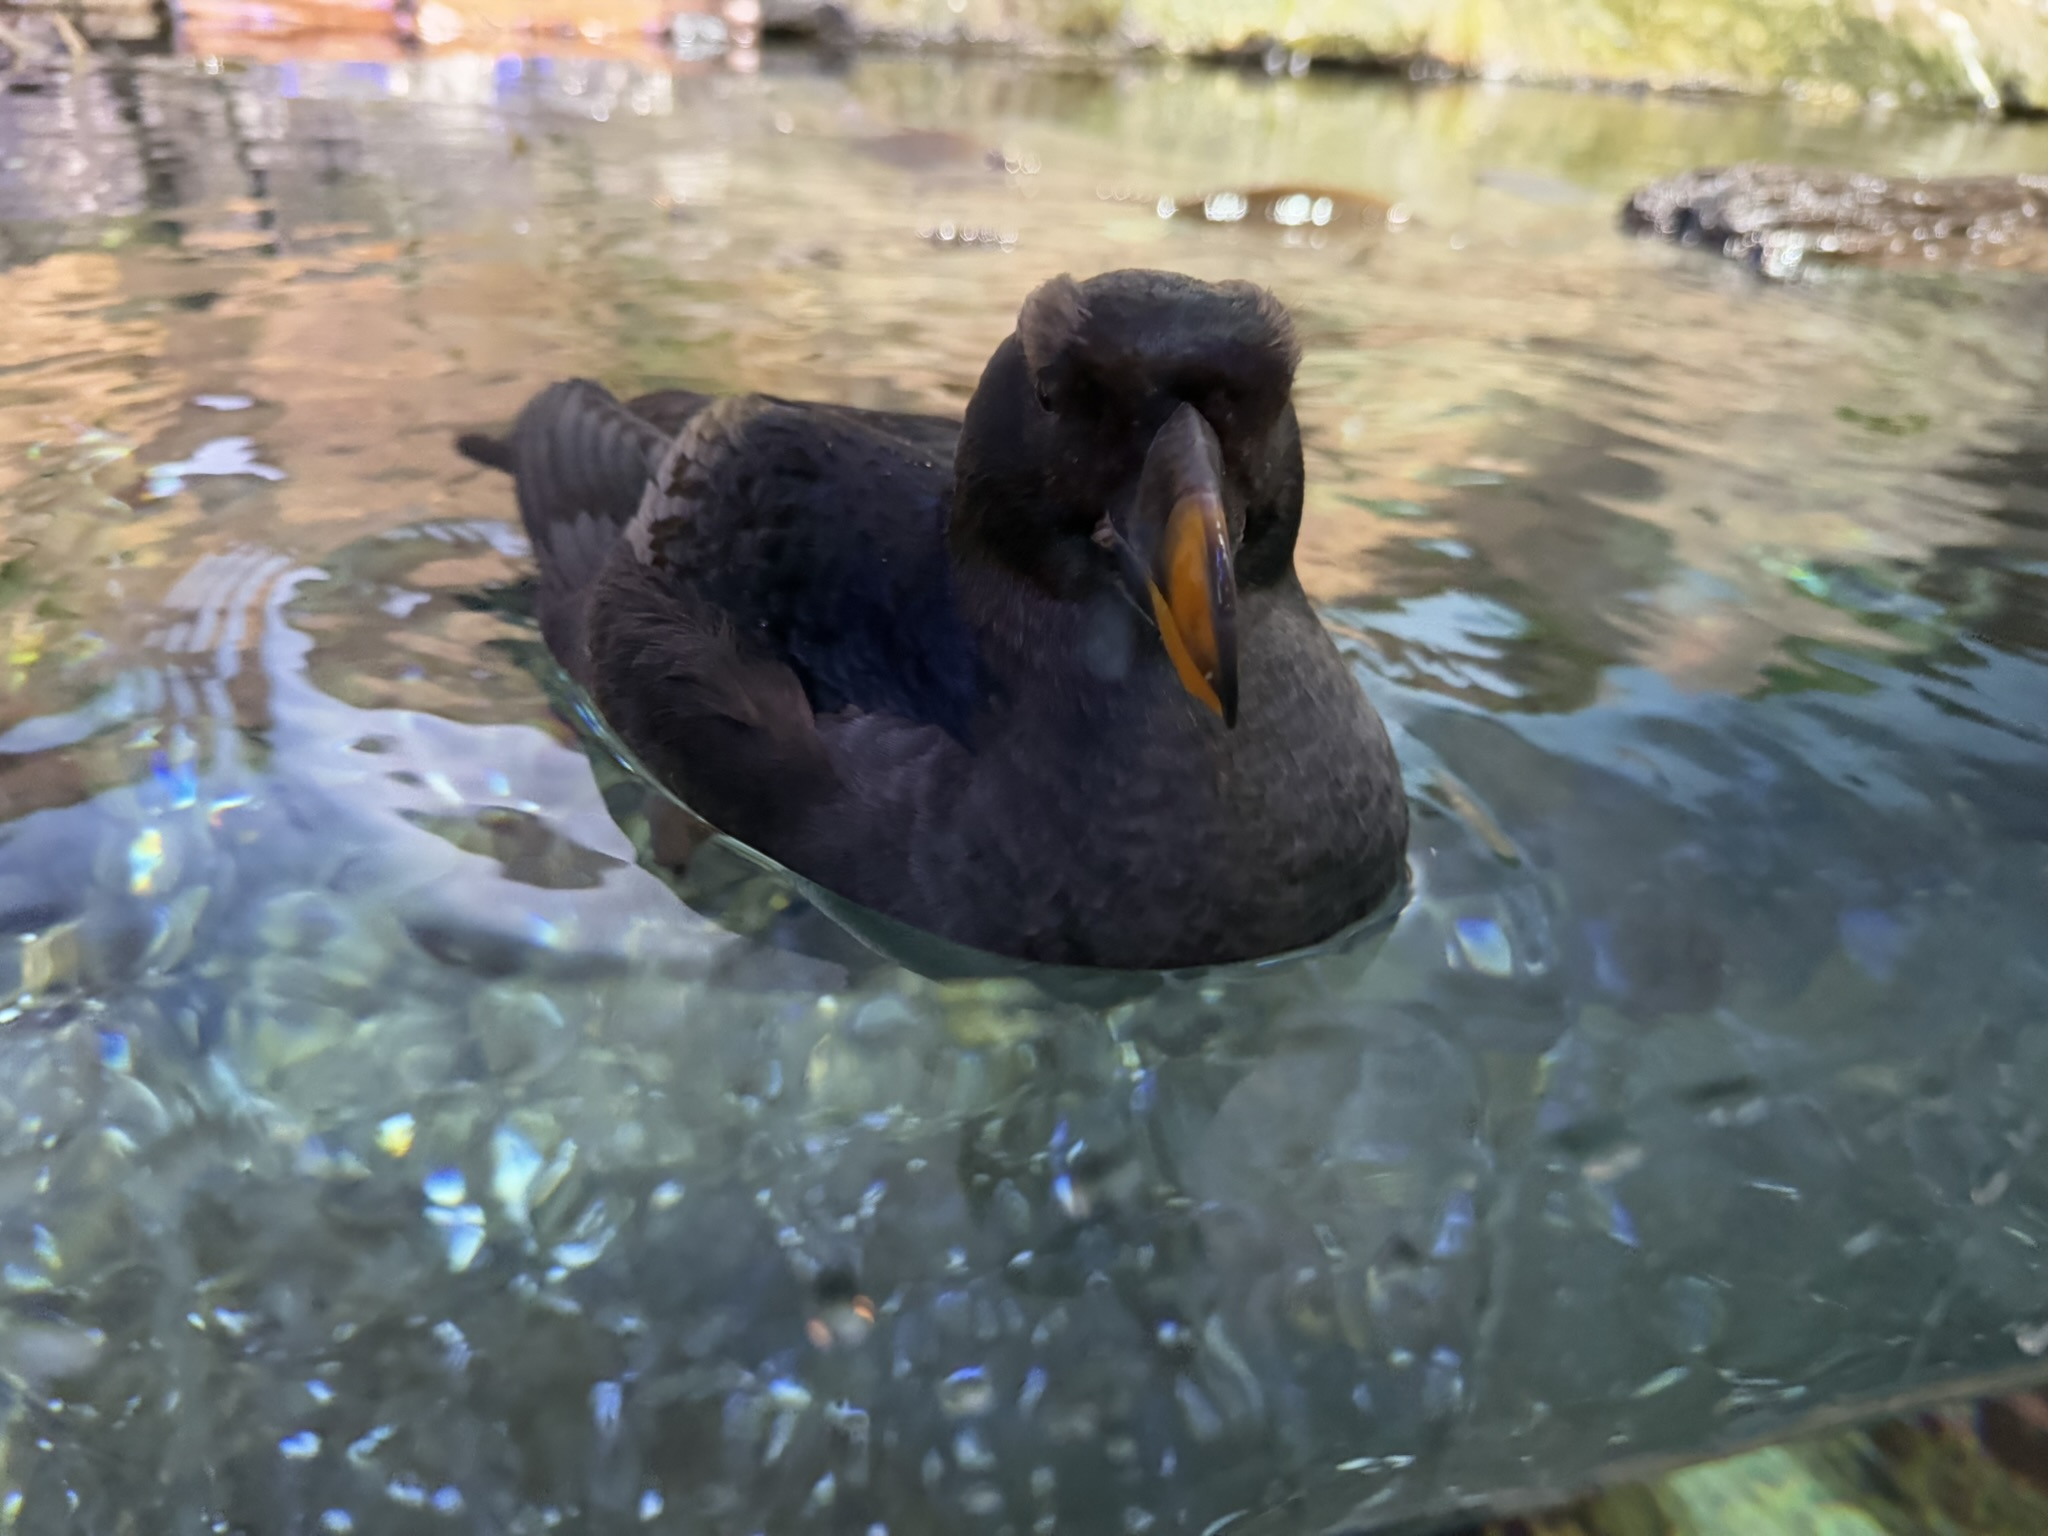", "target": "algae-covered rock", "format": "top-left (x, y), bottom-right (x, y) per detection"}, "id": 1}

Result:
top-left (847, 0), bottom-right (2047, 115)
top-left (1626, 164), bottom-right (2048, 277)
